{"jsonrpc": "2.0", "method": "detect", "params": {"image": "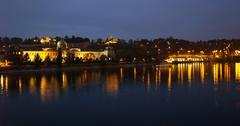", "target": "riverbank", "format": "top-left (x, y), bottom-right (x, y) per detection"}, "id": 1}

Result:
top-left (0, 63), bottom-right (150, 74)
